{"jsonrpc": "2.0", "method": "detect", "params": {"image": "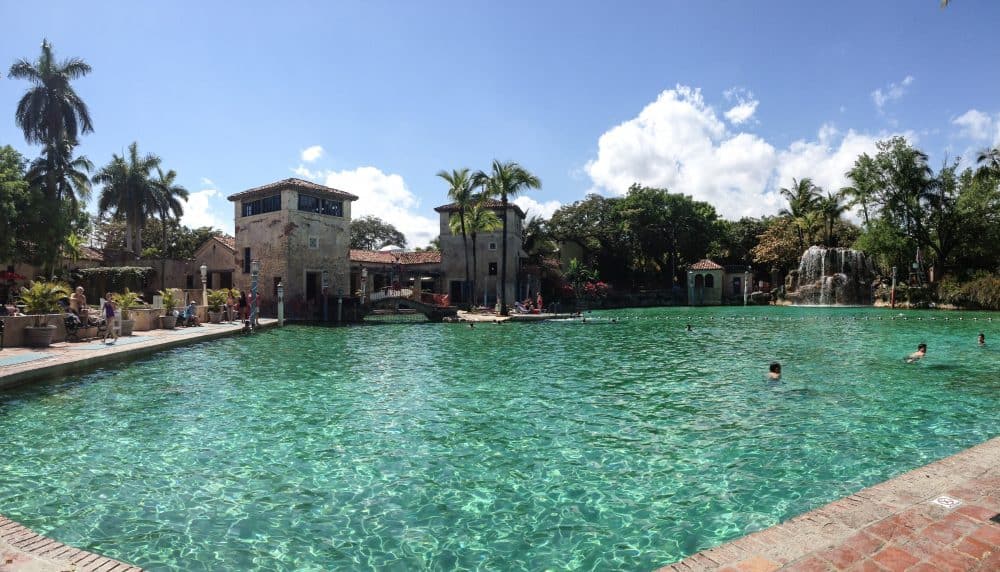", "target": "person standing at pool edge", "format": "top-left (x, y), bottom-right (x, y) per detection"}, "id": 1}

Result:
top-left (103, 292), bottom-right (118, 344)
top-left (907, 343), bottom-right (927, 363)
